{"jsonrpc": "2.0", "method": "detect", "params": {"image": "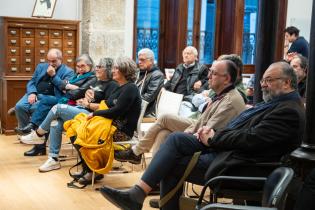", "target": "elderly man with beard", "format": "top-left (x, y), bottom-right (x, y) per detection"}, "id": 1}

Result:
top-left (100, 61), bottom-right (305, 210)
